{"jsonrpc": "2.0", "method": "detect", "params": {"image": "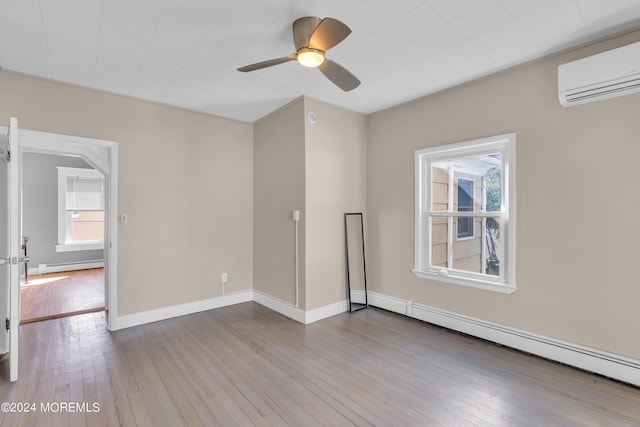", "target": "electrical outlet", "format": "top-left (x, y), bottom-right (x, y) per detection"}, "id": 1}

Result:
top-left (221, 272), bottom-right (228, 284)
